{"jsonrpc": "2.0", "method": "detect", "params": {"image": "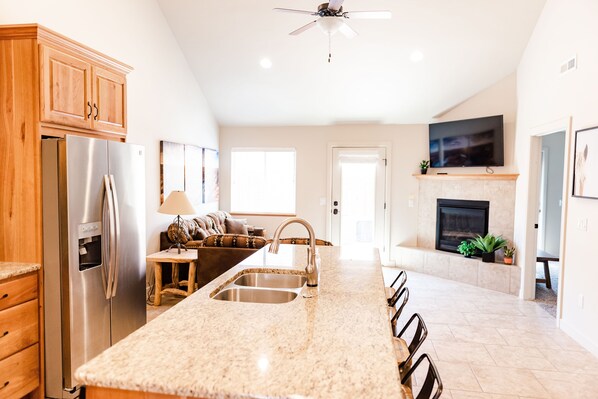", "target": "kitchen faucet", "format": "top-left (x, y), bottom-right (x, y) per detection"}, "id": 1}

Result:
top-left (269, 218), bottom-right (320, 287)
